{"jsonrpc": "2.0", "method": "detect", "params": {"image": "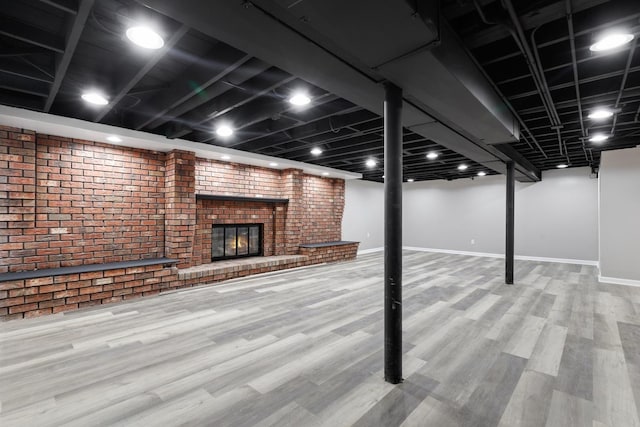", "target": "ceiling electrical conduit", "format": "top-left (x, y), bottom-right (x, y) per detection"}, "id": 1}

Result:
top-left (566, 0), bottom-right (592, 164)
top-left (611, 37), bottom-right (637, 136)
top-left (471, 0), bottom-right (548, 159)
top-left (500, 0), bottom-right (565, 157)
